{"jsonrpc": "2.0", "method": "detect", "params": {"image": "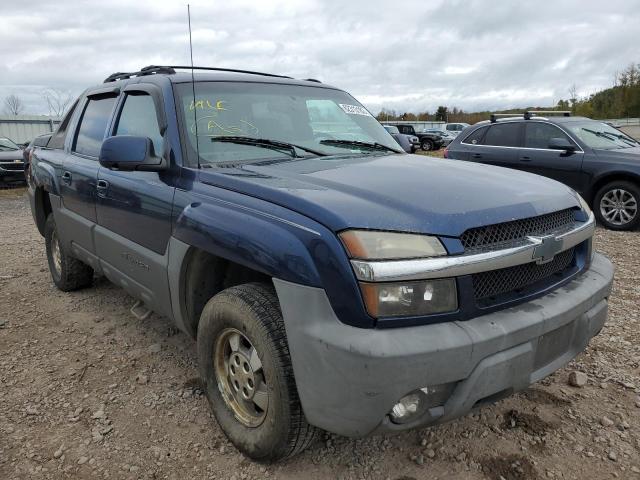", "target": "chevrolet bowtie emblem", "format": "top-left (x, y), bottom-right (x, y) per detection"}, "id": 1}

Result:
top-left (529, 235), bottom-right (563, 264)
